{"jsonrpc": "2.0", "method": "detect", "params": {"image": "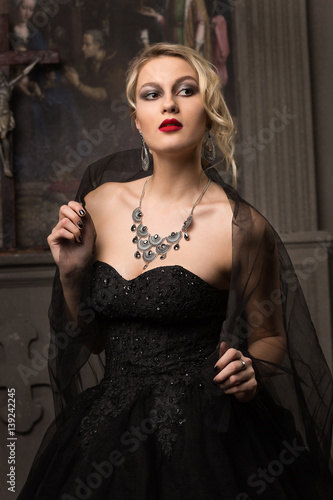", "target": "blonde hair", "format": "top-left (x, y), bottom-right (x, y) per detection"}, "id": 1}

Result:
top-left (126, 43), bottom-right (237, 186)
